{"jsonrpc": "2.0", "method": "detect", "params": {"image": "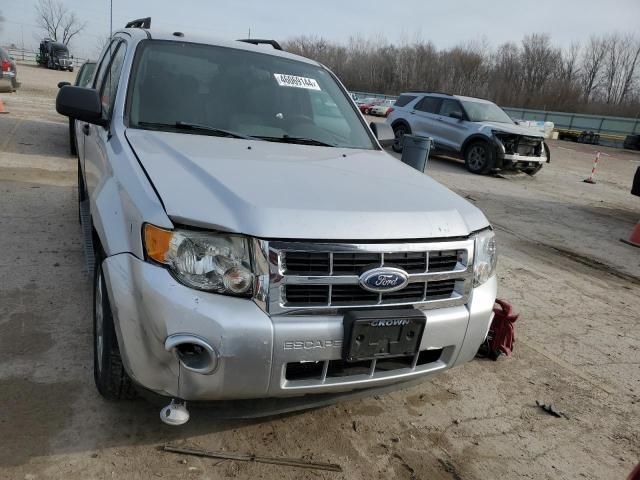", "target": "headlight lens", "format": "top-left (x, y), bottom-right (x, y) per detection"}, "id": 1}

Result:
top-left (144, 224), bottom-right (253, 295)
top-left (473, 229), bottom-right (497, 286)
